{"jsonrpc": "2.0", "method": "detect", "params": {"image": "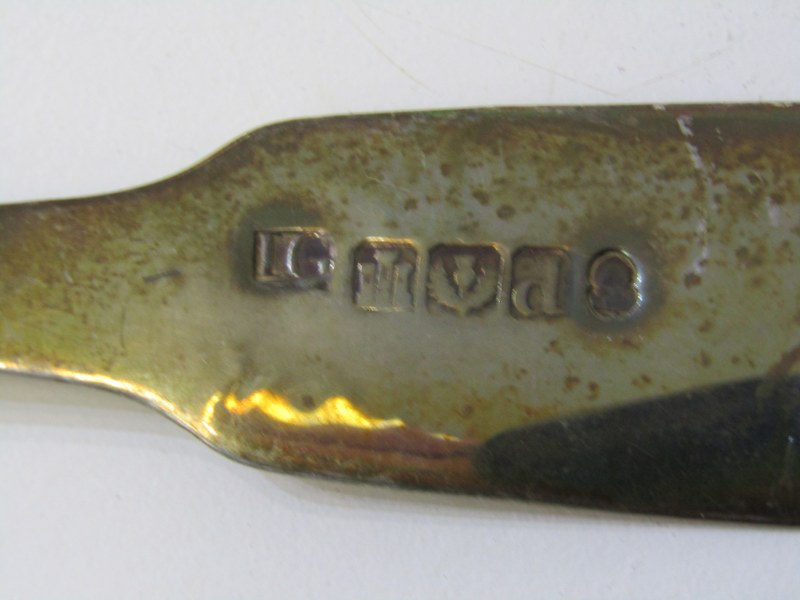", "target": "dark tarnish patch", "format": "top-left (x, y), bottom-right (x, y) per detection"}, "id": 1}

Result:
top-left (496, 204), bottom-right (516, 220)
top-left (683, 272), bottom-right (702, 289)
top-left (472, 189), bottom-right (490, 206)
top-left (474, 375), bottom-right (800, 523)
